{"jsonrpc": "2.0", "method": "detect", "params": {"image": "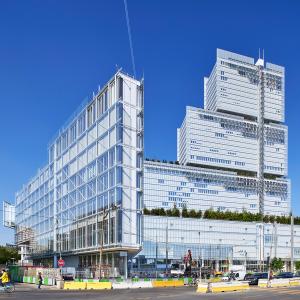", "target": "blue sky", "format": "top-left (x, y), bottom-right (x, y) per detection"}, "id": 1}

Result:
top-left (1, 0), bottom-right (300, 245)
